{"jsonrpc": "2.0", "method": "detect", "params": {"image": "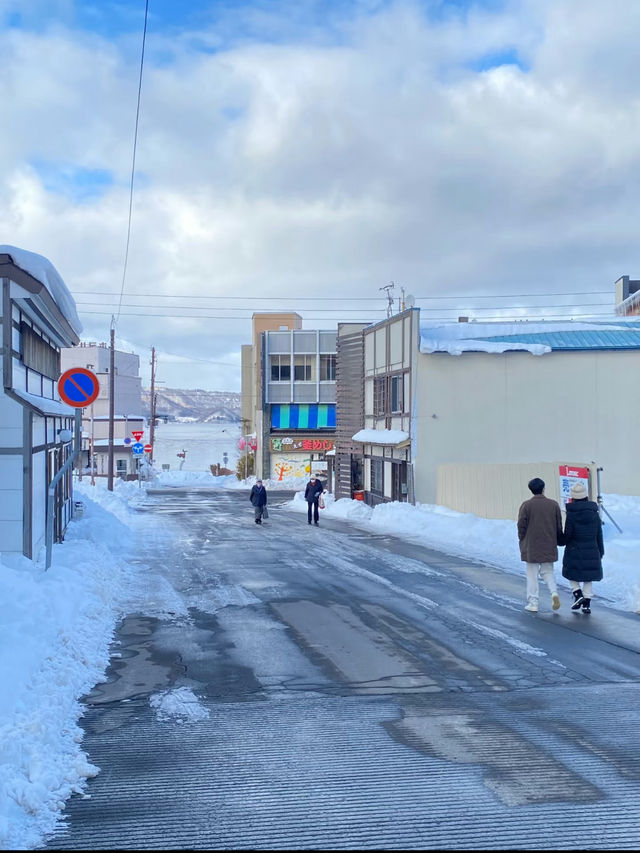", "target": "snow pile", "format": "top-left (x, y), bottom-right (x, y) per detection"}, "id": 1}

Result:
top-left (149, 687), bottom-right (210, 723)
